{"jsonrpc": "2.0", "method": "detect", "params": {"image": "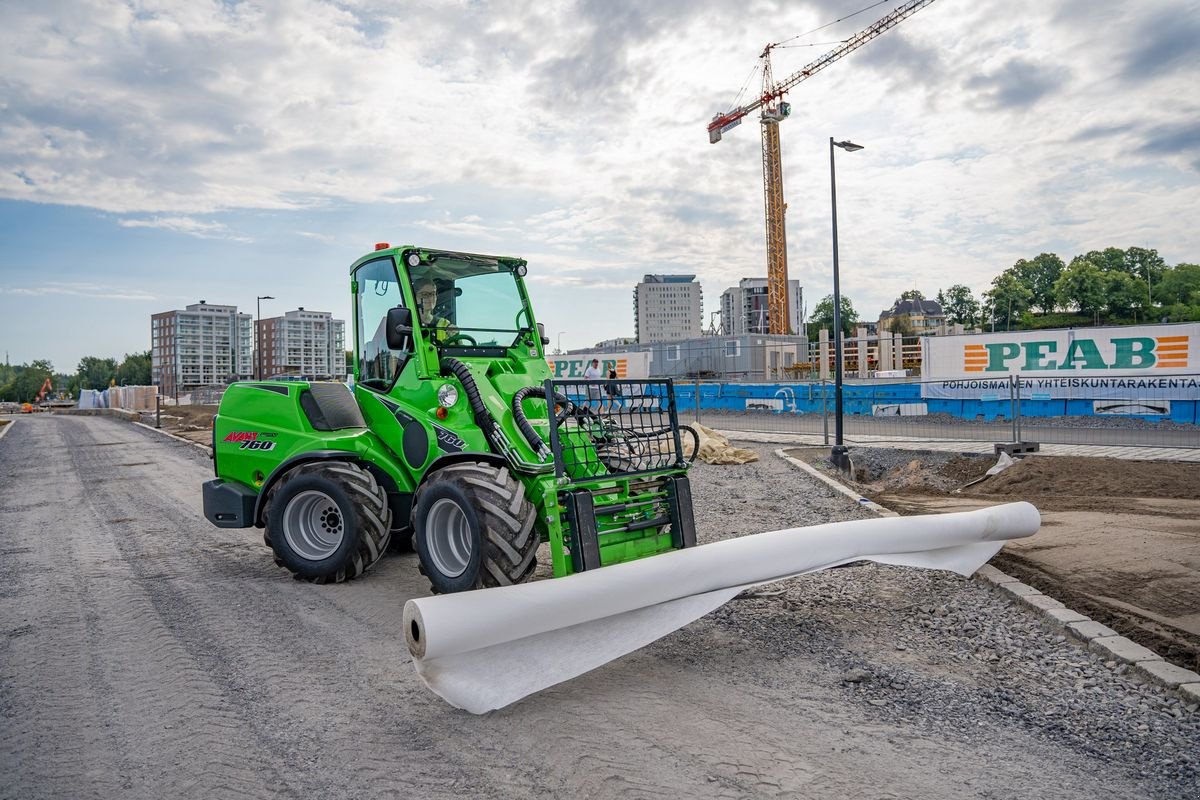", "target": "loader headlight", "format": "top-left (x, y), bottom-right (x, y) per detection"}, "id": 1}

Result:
top-left (437, 383), bottom-right (459, 408)
top-left (514, 264), bottom-right (527, 277)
